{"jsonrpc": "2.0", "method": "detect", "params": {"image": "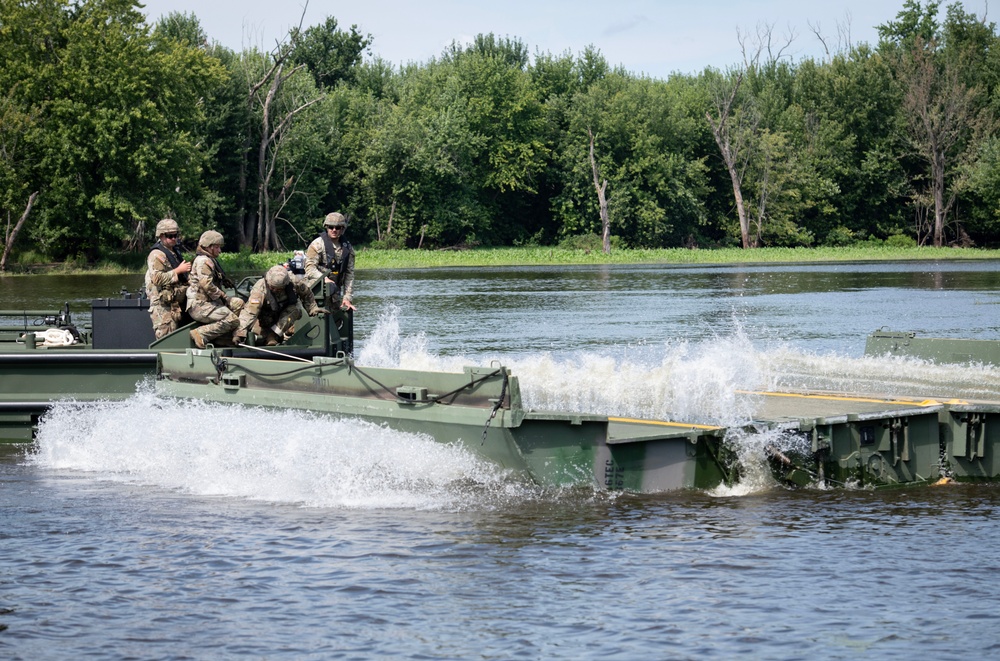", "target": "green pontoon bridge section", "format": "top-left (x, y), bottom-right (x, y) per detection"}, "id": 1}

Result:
top-left (157, 350), bottom-right (733, 493)
top-left (865, 329), bottom-right (1000, 365)
top-left (740, 389), bottom-right (950, 487)
top-left (940, 402), bottom-right (1000, 481)
top-left (156, 350), bottom-right (1000, 492)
